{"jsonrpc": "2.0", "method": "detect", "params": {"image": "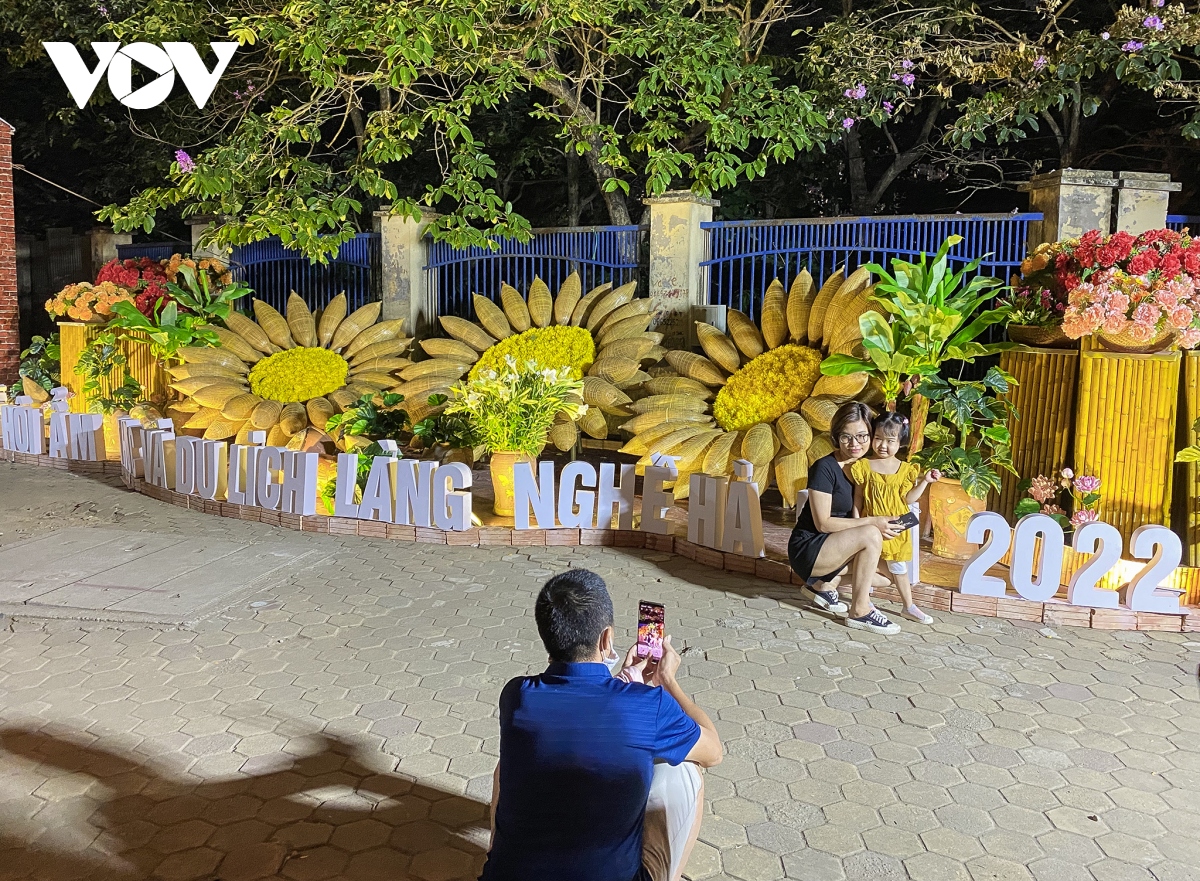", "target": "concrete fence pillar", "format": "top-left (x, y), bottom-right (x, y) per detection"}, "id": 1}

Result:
top-left (645, 191), bottom-right (717, 350)
top-left (1019, 169), bottom-right (1118, 248)
top-left (85, 227), bottom-right (131, 279)
top-left (374, 207), bottom-right (439, 338)
top-left (1115, 171), bottom-right (1180, 234)
top-left (0, 117), bottom-right (17, 385)
top-left (187, 216), bottom-right (232, 263)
